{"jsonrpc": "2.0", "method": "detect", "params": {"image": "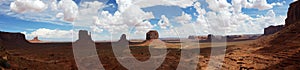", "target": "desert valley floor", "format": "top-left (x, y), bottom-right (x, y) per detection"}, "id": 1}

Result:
top-left (1, 0), bottom-right (300, 70)
top-left (1, 39), bottom-right (300, 70)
